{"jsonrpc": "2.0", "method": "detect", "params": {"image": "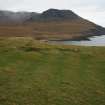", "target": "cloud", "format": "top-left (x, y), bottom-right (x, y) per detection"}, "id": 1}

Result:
top-left (0, 0), bottom-right (22, 10)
